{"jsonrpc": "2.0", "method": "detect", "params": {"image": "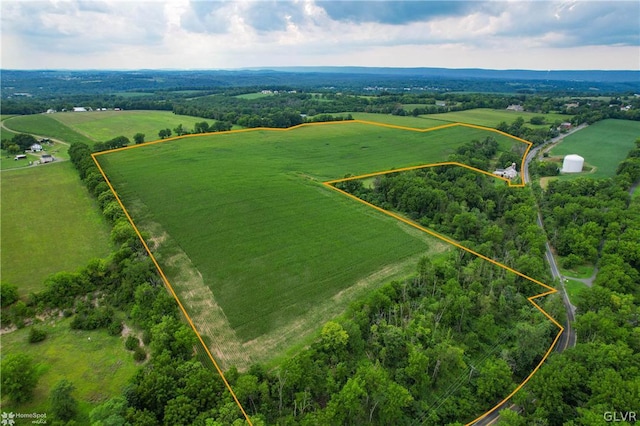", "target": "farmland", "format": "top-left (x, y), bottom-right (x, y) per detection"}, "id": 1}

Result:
top-left (97, 121), bottom-right (527, 367)
top-left (1, 163), bottom-right (112, 295)
top-left (48, 110), bottom-right (216, 144)
top-left (346, 112), bottom-right (450, 128)
top-left (3, 114), bottom-right (94, 145)
top-left (3, 111), bottom-right (221, 147)
top-left (428, 108), bottom-right (570, 128)
top-left (549, 119), bottom-right (640, 178)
